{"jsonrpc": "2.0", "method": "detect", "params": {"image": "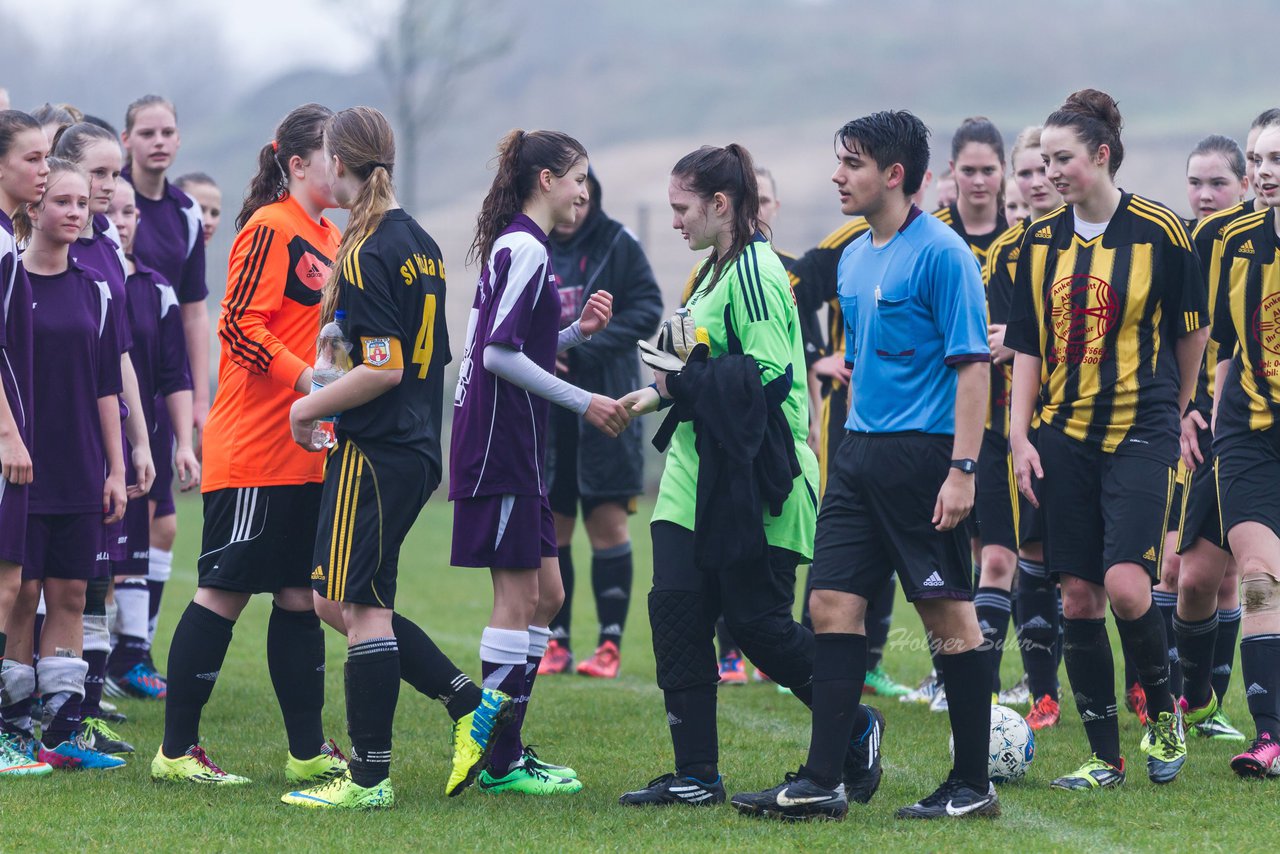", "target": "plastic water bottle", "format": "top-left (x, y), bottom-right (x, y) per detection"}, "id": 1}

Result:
top-left (310, 310), bottom-right (352, 448)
